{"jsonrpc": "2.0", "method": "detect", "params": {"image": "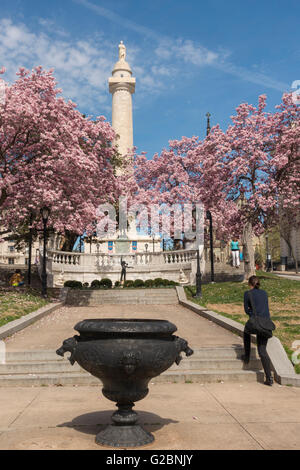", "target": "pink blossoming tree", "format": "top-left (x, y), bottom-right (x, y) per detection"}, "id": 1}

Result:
top-left (0, 67), bottom-right (119, 238)
top-left (132, 94), bottom-right (300, 278)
